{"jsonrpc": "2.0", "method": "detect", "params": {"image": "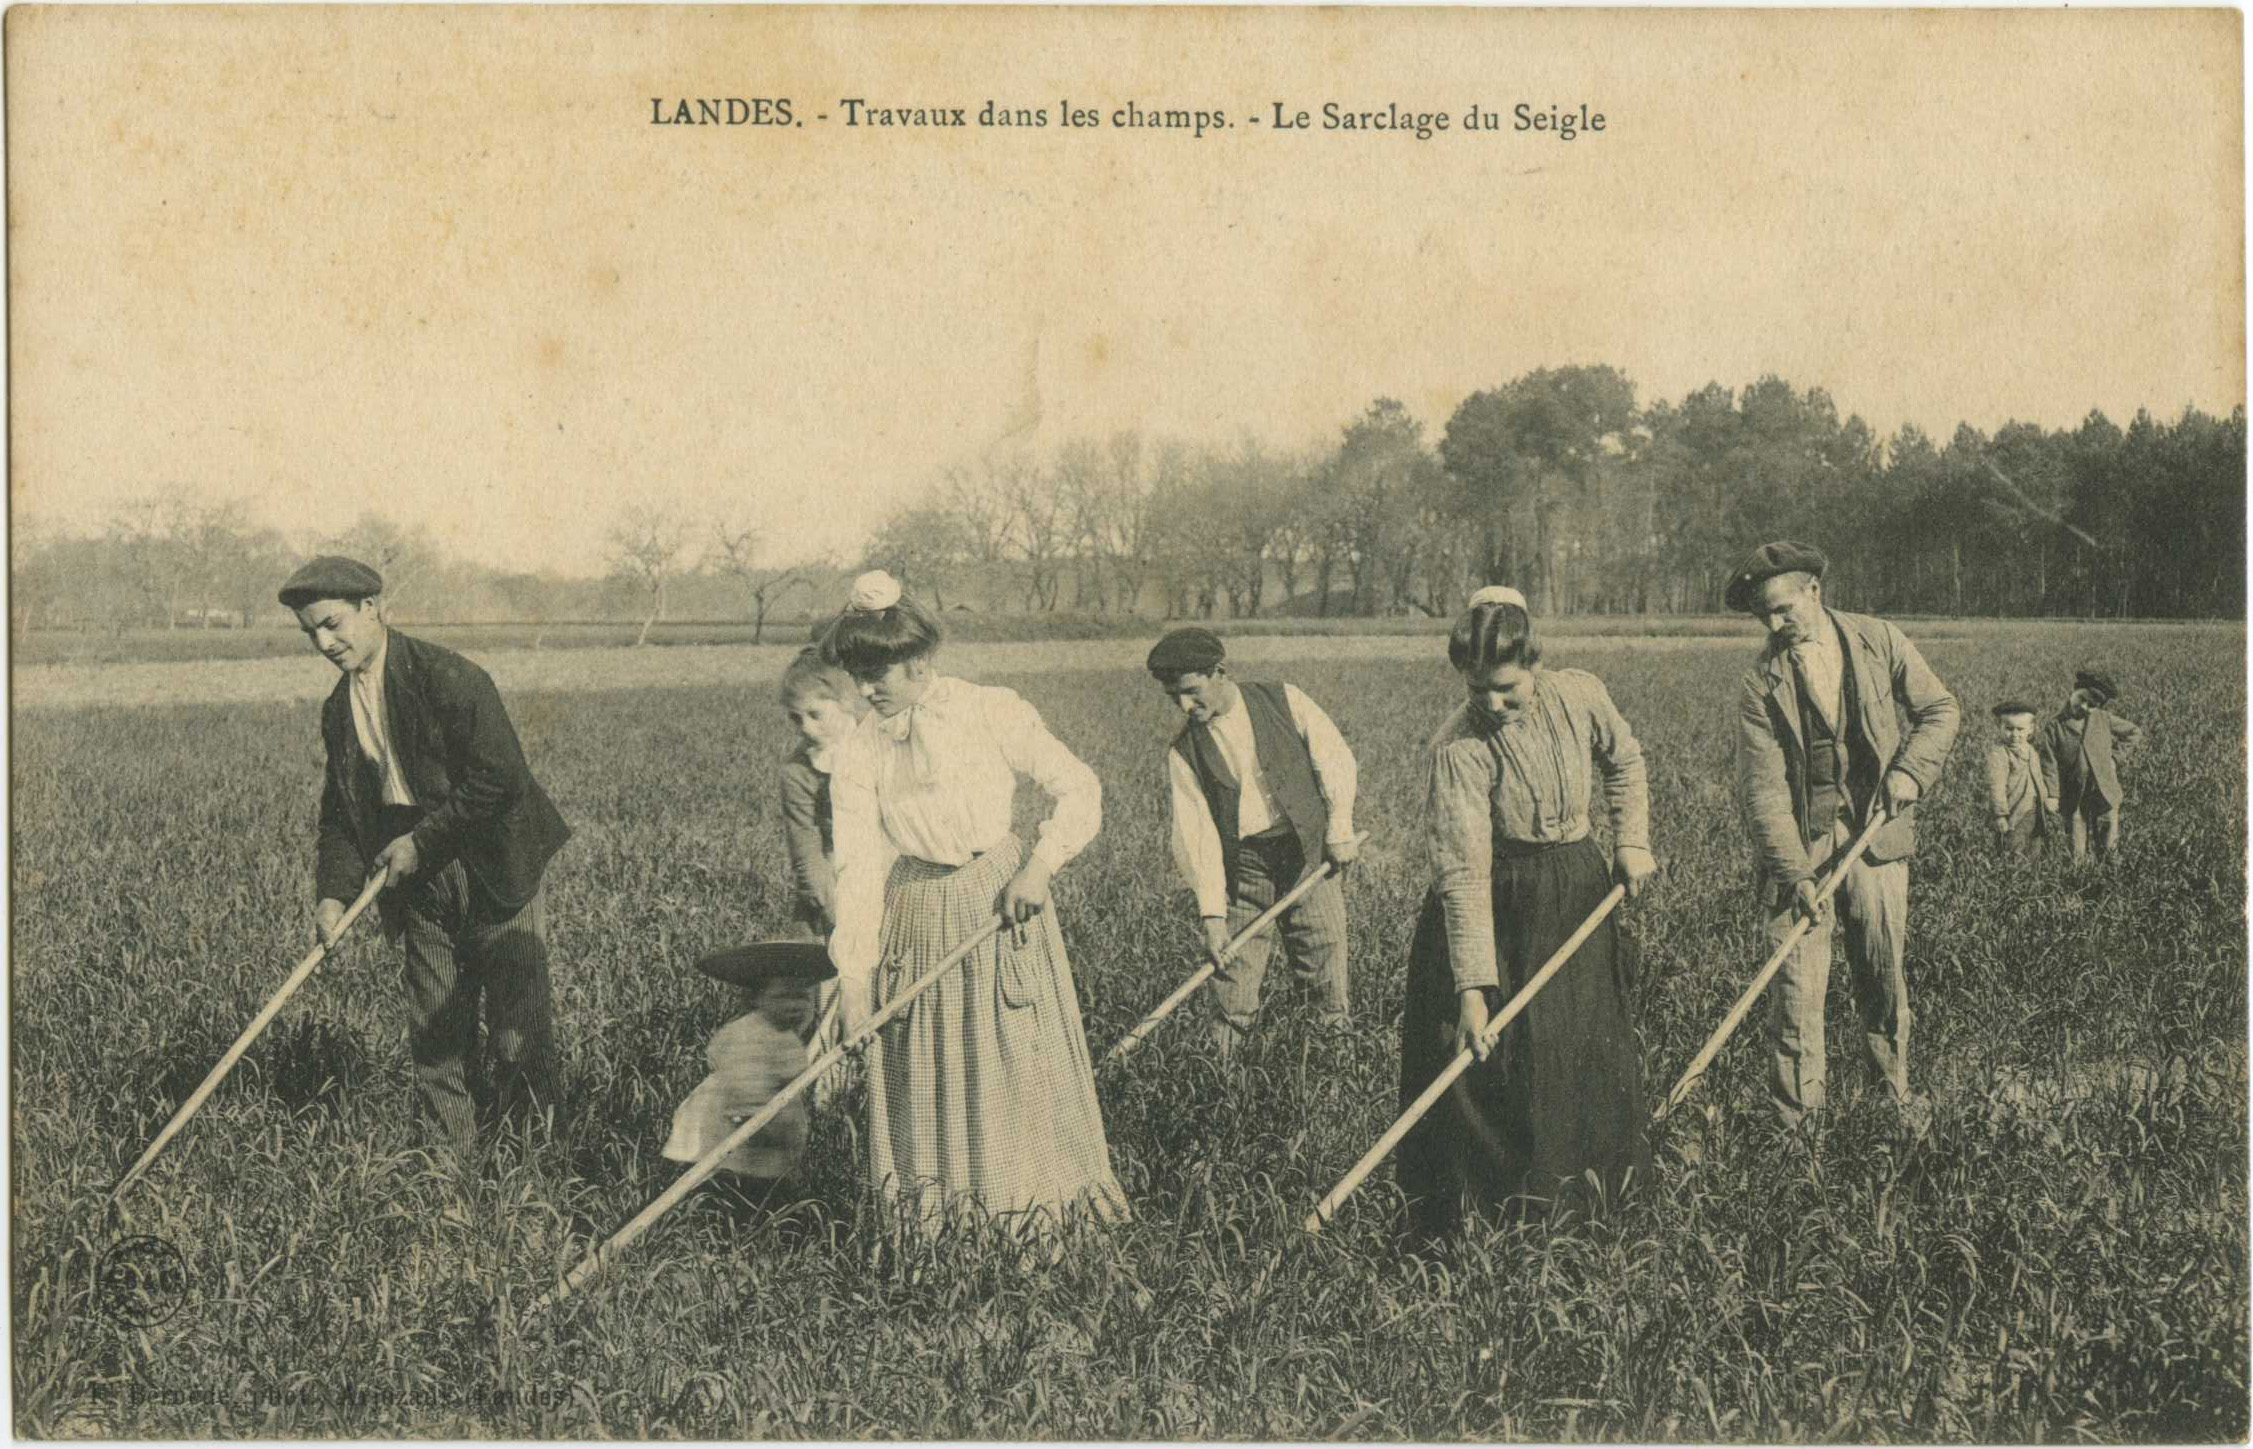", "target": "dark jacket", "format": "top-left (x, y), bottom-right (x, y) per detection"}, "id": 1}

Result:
top-left (315, 629), bottom-right (571, 912)
top-left (2038, 707), bottom-right (2141, 811)
top-left (1736, 608), bottom-right (1960, 903)
top-left (778, 745), bottom-right (836, 932)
